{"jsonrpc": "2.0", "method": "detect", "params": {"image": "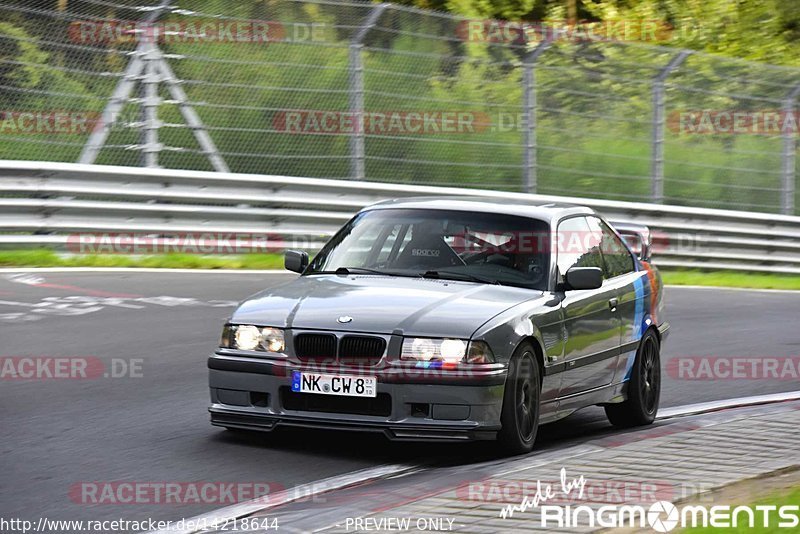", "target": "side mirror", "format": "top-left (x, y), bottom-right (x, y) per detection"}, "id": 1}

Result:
top-left (284, 250), bottom-right (309, 273)
top-left (565, 266), bottom-right (603, 290)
